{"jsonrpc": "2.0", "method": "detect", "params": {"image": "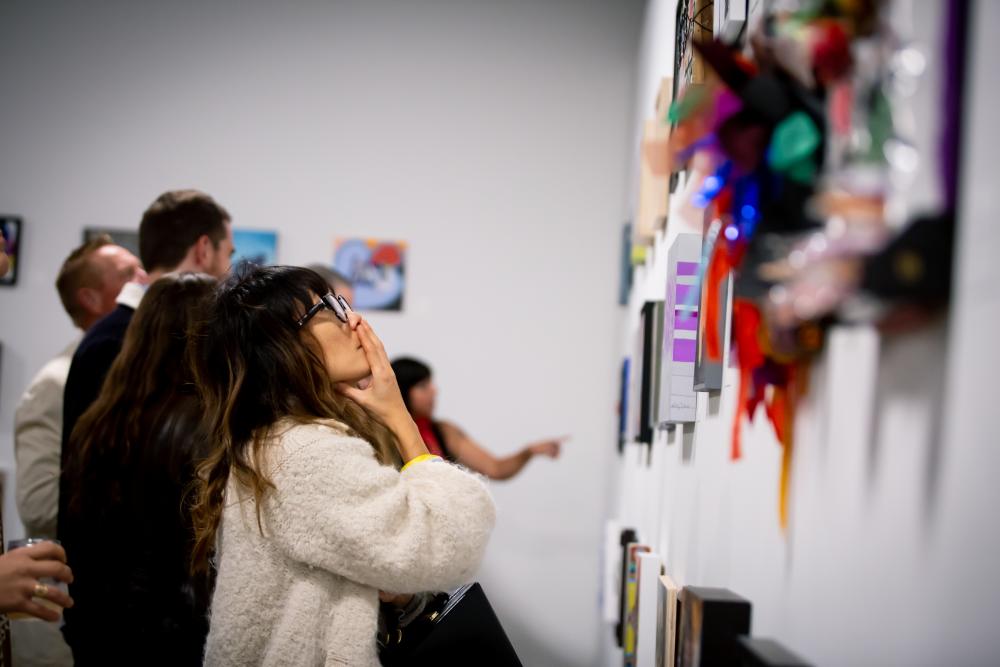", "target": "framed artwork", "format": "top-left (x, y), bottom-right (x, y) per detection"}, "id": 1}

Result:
top-left (333, 238), bottom-right (406, 311)
top-left (623, 542), bottom-right (651, 667)
top-left (636, 552), bottom-right (664, 667)
top-left (713, 0), bottom-right (747, 42)
top-left (635, 118), bottom-right (672, 244)
top-left (83, 227), bottom-right (139, 258)
top-left (659, 234), bottom-right (702, 423)
top-left (1, 217), bottom-right (22, 286)
top-left (636, 301), bottom-right (663, 445)
top-left (232, 229), bottom-right (278, 268)
top-left (656, 574), bottom-right (681, 667)
top-left (648, 301), bottom-right (666, 430)
top-left (615, 528), bottom-right (638, 648)
top-left (627, 328), bottom-right (642, 444)
top-left (678, 587), bottom-right (751, 667)
top-left (619, 223), bottom-right (633, 306)
top-left (618, 358), bottom-right (630, 453)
